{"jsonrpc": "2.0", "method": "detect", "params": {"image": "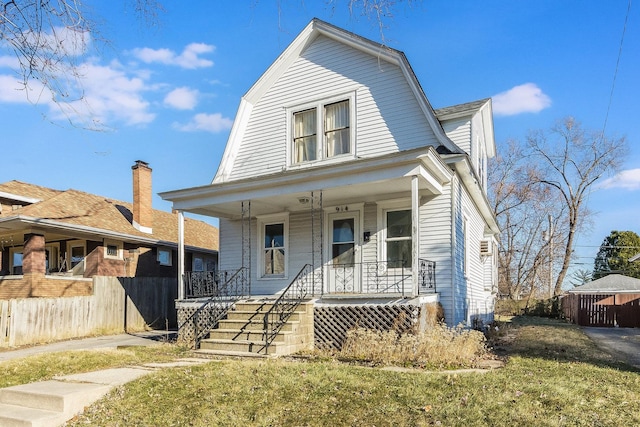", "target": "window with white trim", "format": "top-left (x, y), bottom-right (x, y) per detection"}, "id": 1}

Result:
top-left (258, 214), bottom-right (289, 278)
top-left (385, 209), bottom-right (412, 268)
top-left (66, 240), bottom-right (86, 270)
top-left (104, 239), bottom-right (123, 260)
top-left (9, 247), bottom-right (23, 275)
top-left (291, 97), bottom-right (353, 164)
